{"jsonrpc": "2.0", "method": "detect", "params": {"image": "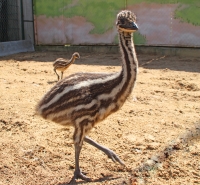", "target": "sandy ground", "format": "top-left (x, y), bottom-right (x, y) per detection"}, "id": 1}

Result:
top-left (0, 51), bottom-right (200, 185)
